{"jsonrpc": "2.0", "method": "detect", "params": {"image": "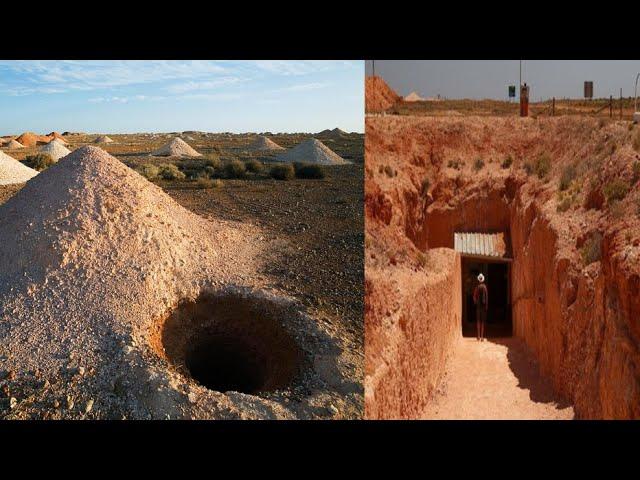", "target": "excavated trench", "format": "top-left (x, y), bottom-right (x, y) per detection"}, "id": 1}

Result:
top-left (151, 290), bottom-right (307, 395)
